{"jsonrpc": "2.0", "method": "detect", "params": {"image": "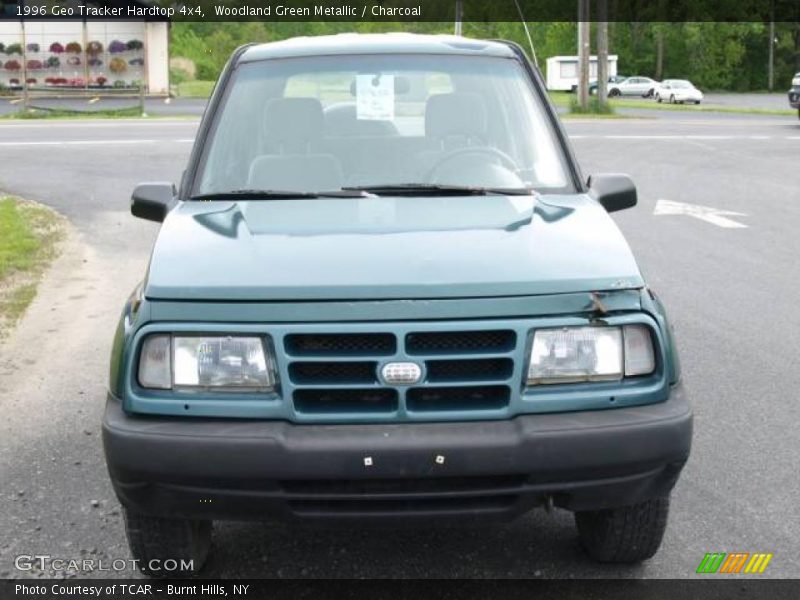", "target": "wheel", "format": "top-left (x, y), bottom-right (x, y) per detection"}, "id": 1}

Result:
top-left (669, 94), bottom-right (675, 104)
top-left (575, 497), bottom-right (670, 563)
top-left (656, 94), bottom-right (662, 103)
top-left (695, 101), bottom-right (701, 105)
top-left (123, 507), bottom-right (212, 578)
top-left (609, 88), bottom-right (620, 97)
